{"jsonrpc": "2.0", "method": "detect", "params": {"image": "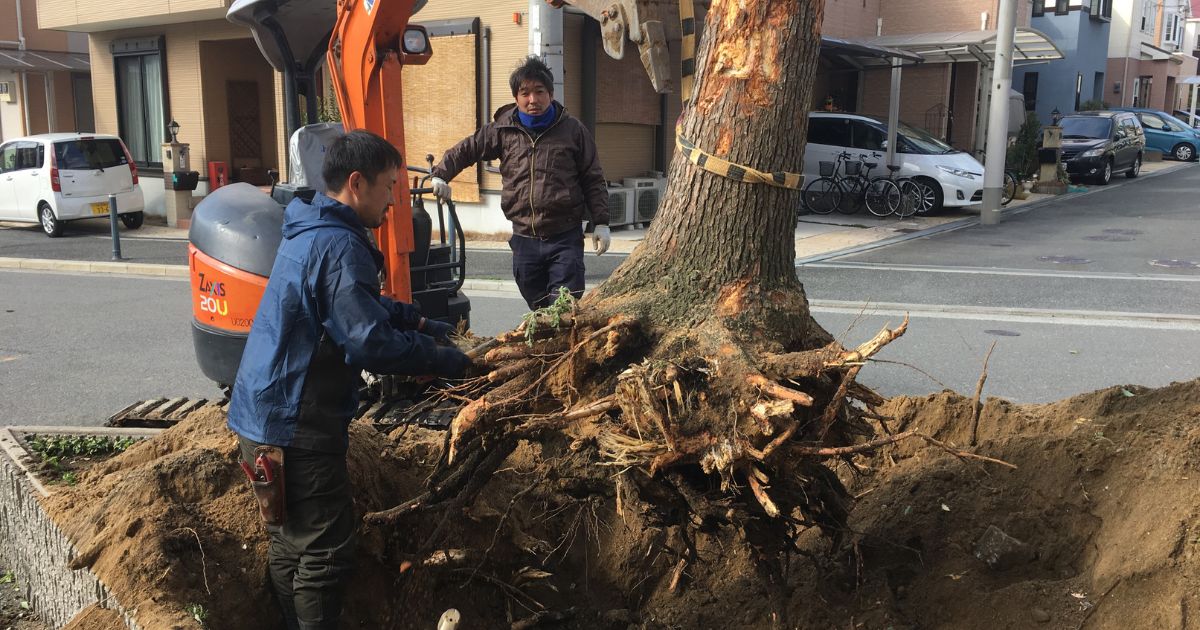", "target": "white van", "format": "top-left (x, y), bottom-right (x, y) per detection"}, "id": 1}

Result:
top-left (0, 133), bottom-right (145, 237)
top-left (805, 112), bottom-right (986, 213)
